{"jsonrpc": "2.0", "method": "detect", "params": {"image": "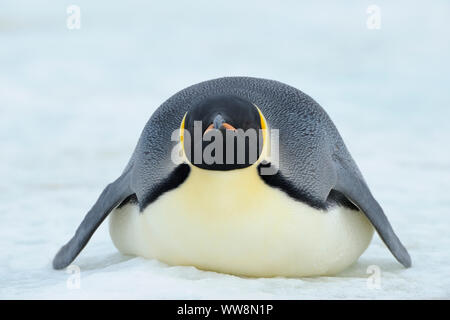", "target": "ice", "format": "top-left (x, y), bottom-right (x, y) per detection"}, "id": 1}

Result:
top-left (1, 0), bottom-right (449, 299)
